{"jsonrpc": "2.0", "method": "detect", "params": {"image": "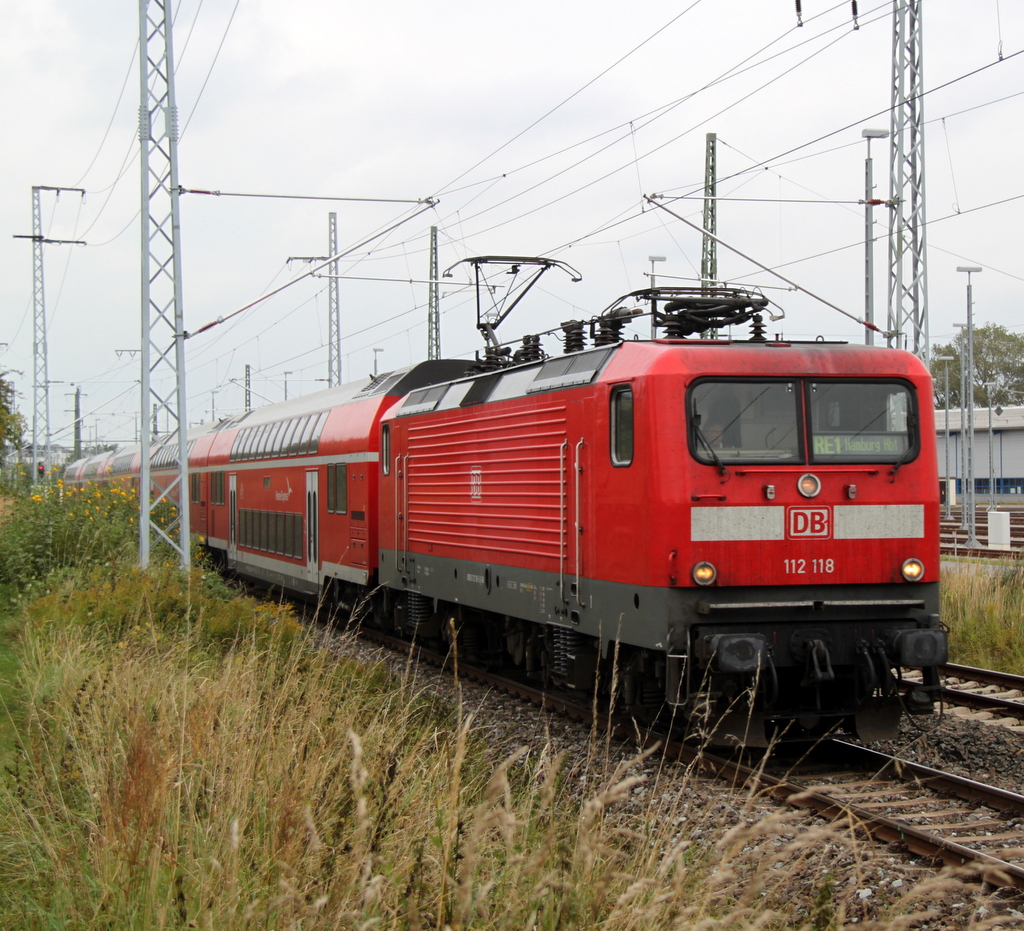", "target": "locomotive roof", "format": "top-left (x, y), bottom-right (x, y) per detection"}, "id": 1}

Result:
top-left (387, 338), bottom-right (929, 418)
